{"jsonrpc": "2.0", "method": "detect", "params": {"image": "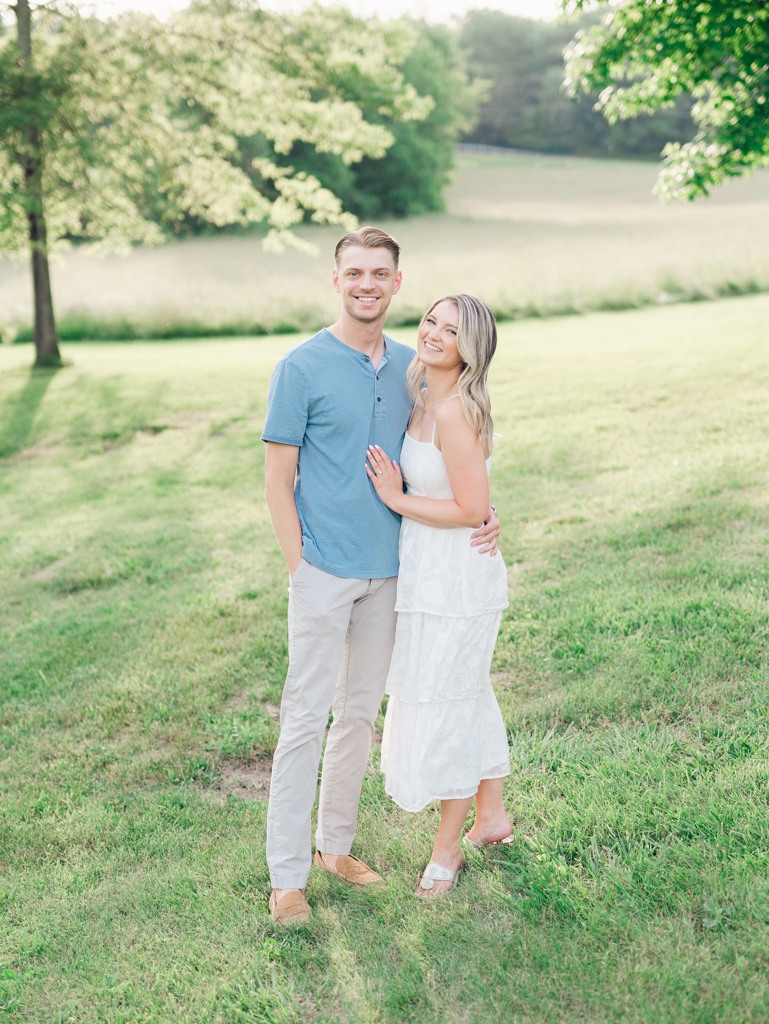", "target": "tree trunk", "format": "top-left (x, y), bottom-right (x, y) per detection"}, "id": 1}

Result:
top-left (16, 0), bottom-right (61, 367)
